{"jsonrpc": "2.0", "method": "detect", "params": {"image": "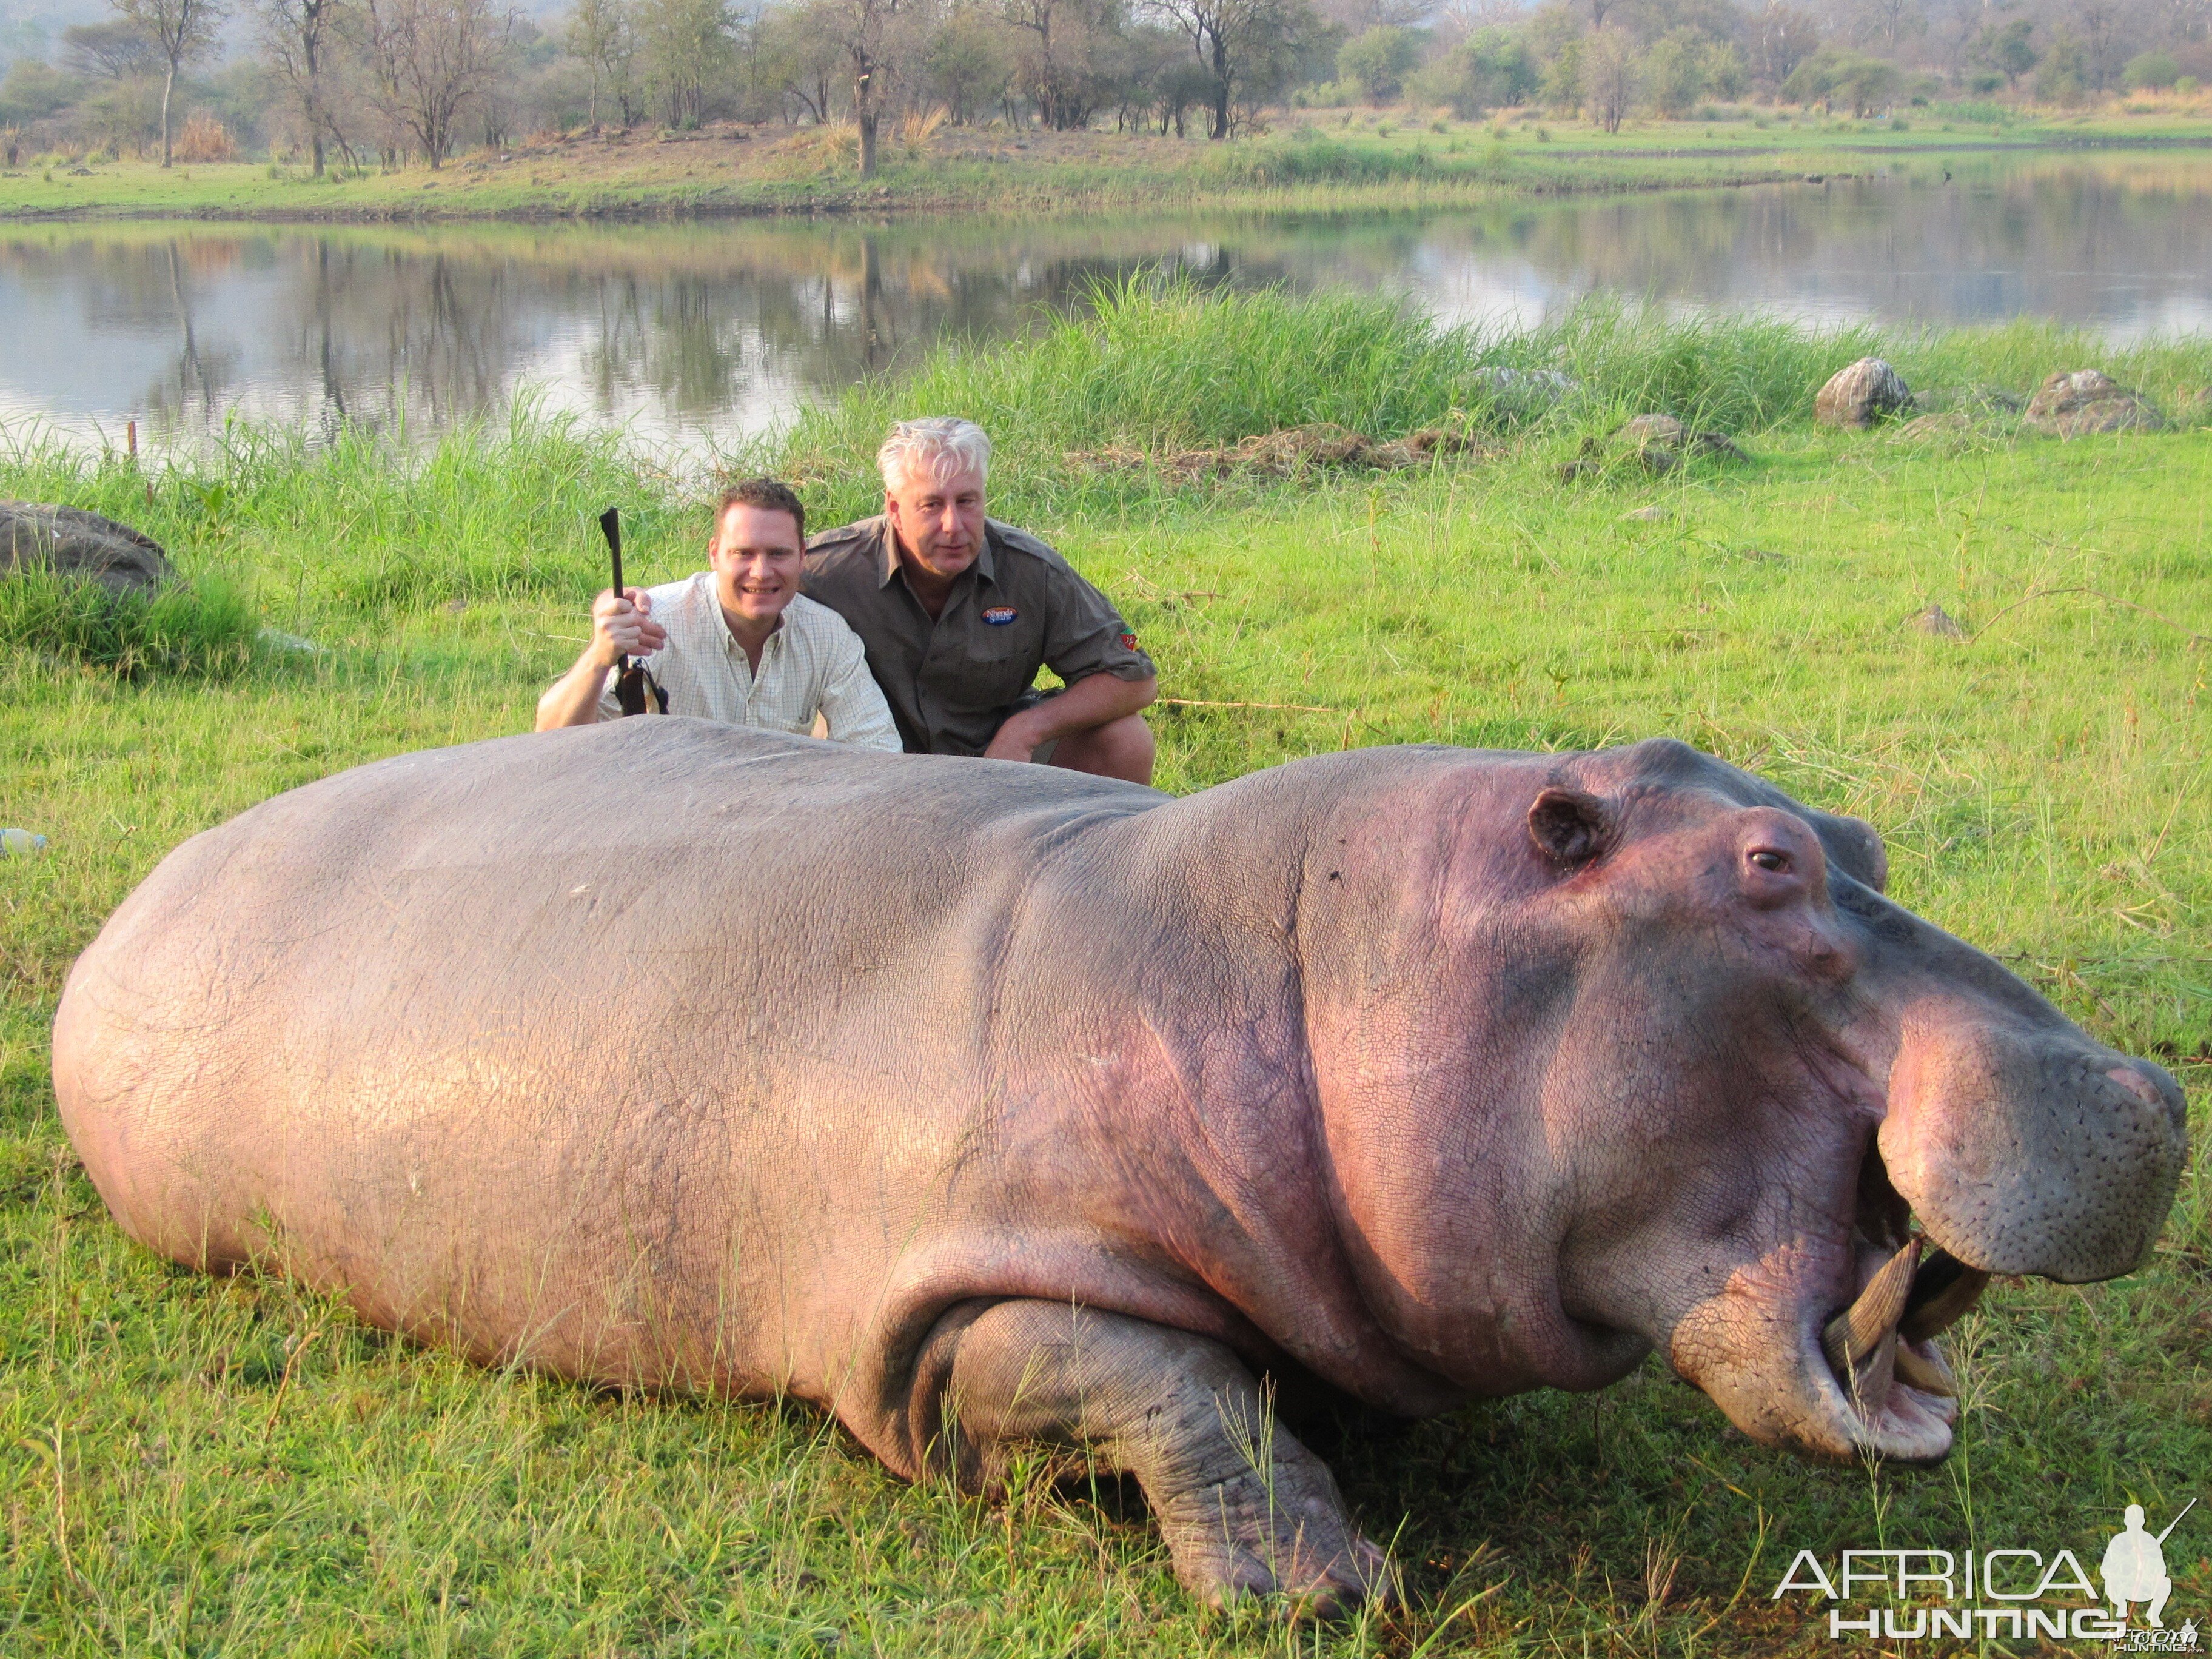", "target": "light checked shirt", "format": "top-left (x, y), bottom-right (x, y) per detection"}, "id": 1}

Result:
top-left (594, 574), bottom-right (901, 751)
